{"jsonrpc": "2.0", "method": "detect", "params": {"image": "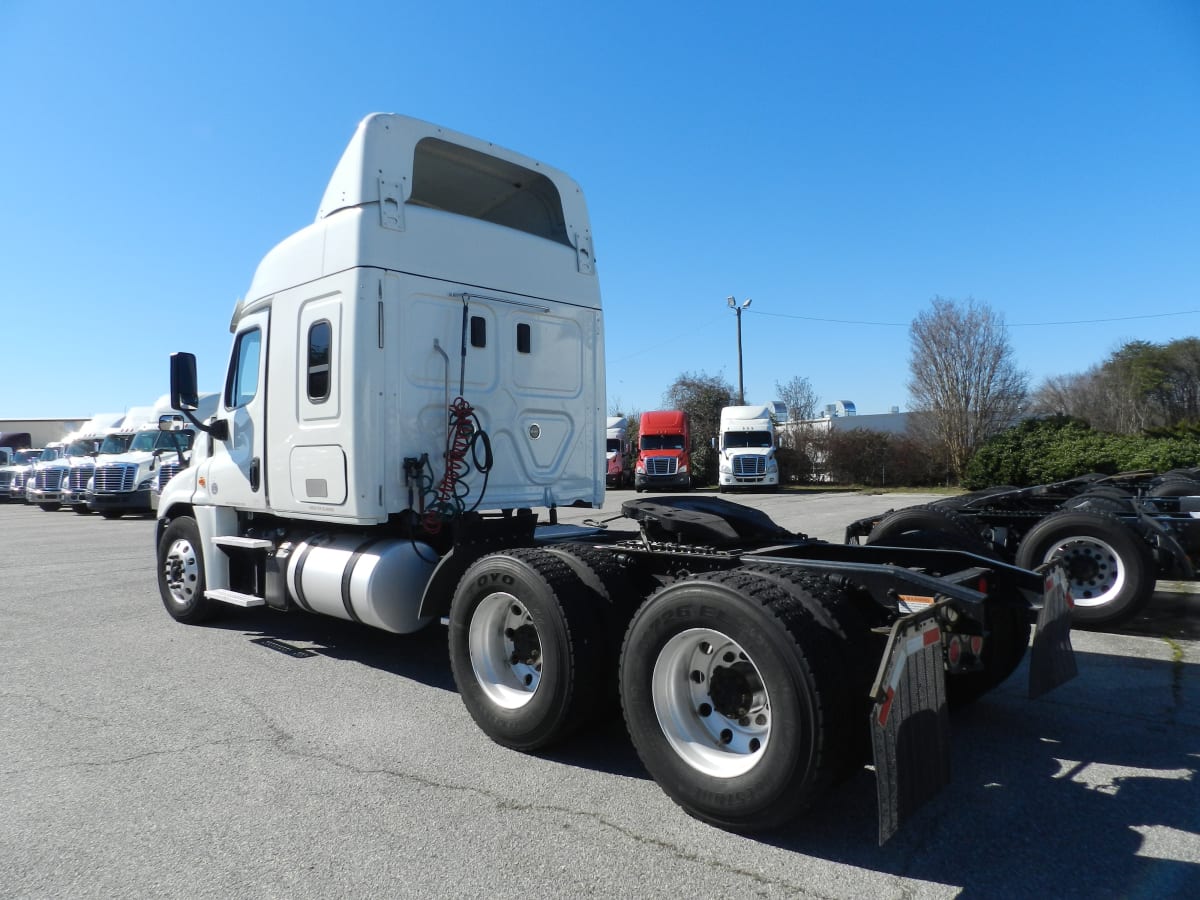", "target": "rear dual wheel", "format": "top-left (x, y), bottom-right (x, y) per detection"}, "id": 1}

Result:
top-left (866, 504), bottom-right (1030, 703)
top-left (1015, 509), bottom-right (1153, 627)
top-left (620, 570), bottom-right (856, 832)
